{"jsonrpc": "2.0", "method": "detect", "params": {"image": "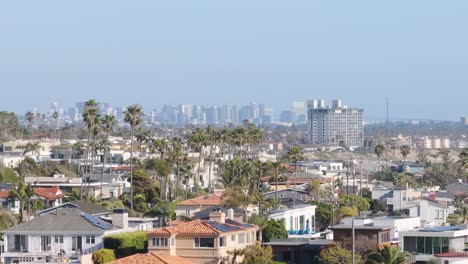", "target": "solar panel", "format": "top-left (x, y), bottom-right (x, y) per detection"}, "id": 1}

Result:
top-left (82, 213), bottom-right (113, 230)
